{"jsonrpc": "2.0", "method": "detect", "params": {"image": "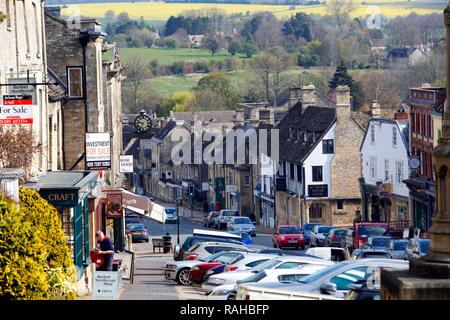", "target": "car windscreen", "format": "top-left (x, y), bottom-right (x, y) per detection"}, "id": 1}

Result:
top-left (318, 226), bottom-right (335, 234)
top-left (298, 263), bottom-right (345, 284)
top-left (359, 226), bottom-right (388, 237)
top-left (239, 271), bottom-right (267, 284)
top-left (371, 238), bottom-right (391, 247)
top-left (304, 224), bottom-right (318, 231)
top-left (128, 224), bottom-right (145, 231)
top-left (252, 259), bottom-right (281, 271)
top-left (214, 253), bottom-right (243, 264)
top-left (222, 211), bottom-right (238, 216)
top-left (334, 230), bottom-right (347, 236)
top-left (234, 217), bottom-right (252, 224)
top-left (240, 232), bottom-right (251, 241)
top-left (393, 241), bottom-right (408, 251)
top-left (165, 208), bottom-right (176, 214)
top-left (420, 240), bottom-right (430, 254)
top-left (279, 227), bottom-right (299, 234)
top-left (204, 251), bottom-right (228, 262)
